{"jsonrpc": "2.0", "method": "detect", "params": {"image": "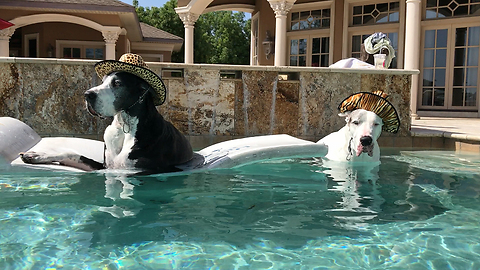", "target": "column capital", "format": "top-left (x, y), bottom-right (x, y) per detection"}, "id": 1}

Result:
top-left (0, 27), bottom-right (15, 41)
top-left (102, 29), bottom-right (121, 44)
top-left (406, 0), bottom-right (422, 3)
top-left (178, 12), bottom-right (200, 27)
top-left (268, 0), bottom-right (295, 17)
